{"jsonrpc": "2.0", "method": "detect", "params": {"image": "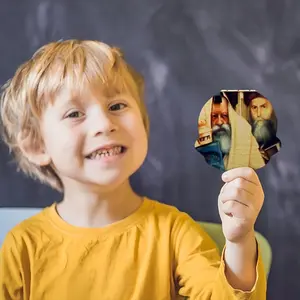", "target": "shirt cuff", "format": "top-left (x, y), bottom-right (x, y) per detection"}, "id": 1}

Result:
top-left (218, 239), bottom-right (267, 299)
